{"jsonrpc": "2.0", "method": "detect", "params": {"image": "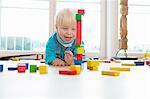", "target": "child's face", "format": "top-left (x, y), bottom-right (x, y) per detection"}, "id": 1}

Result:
top-left (57, 22), bottom-right (76, 43)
